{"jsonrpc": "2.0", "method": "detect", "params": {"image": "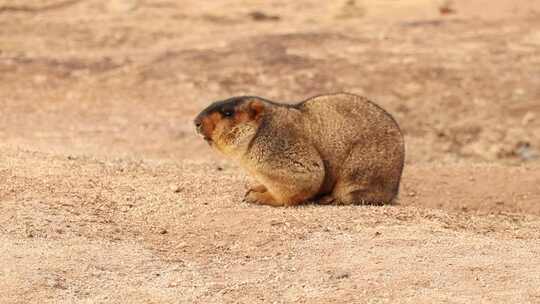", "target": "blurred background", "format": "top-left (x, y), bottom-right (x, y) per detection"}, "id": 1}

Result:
top-left (1, 0), bottom-right (539, 165)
